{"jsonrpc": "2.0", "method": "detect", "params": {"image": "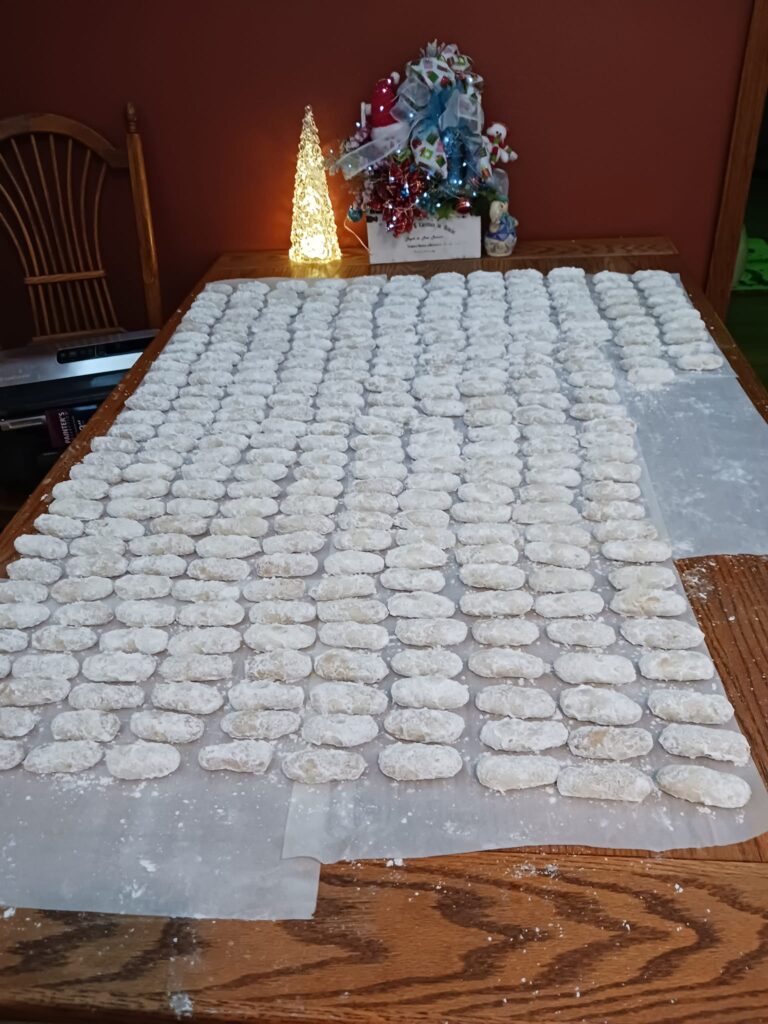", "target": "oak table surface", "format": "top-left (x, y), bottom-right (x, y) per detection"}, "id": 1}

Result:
top-left (2, 239), bottom-right (767, 1024)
